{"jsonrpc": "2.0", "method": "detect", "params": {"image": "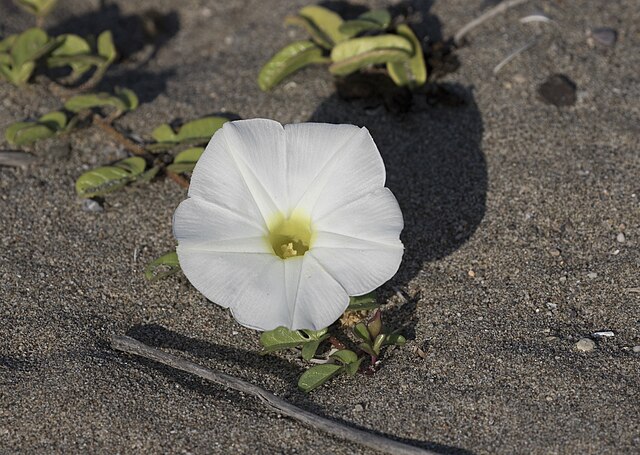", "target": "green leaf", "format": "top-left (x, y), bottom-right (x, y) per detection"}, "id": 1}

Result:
top-left (49, 34), bottom-right (91, 58)
top-left (358, 342), bottom-right (376, 357)
top-left (294, 5), bottom-right (347, 48)
top-left (13, 0), bottom-right (58, 17)
top-left (166, 162), bottom-right (196, 174)
top-left (64, 92), bottom-right (125, 112)
top-left (353, 322), bottom-right (370, 342)
top-left (300, 328), bottom-right (329, 341)
top-left (145, 251), bottom-right (181, 281)
top-left (330, 349), bottom-right (358, 365)
top-left (75, 156), bottom-right (146, 198)
top-left (367, 310), bottom-right (382, 339)
top-left (258, 40), bottom-right (327, 91)
top-left (347, 291), bottom-right (378, 311)
top-left (12, 61), bottom-right (36, 84)
top-left (260, 326), bottom-right (311, 352)
top-left (344, 357), bottom-right (364, 376)
top-left (298, 364), bottom-right (343, 392)
top-left (11, 28), bottom-right (53, 67)
top-left (151, 124), bottom-right (177, 142)
top-left (175, 117), bottom-right (227, 142)
top-left (174, 147), bottom-right (205, 164)
top-left (339, 9), bottom-right (391, 37)
top-left (4, 111), bottom-right (68, 145)
top-left (387, 24), bottom-right (427, 88)
top-left (97, 30), bottom-right (117, 62)
top-left (383, 333), bottom-right (406, 346)
top-left (38, 111), bottom-right (67, 130)
top-left (115, 87), bottom-right (139, 111)
top-left (0, 53), bottom-right (11, 65)
top-left (5, 122), bottom-right (54, 145)
top-left (47, 34), bottom-right (95, 76)
top-left (372, 334), bottom-right (386, 354)
top-left (0, 35), bottom-right (17, 53)
top-left (301, 340), bottom-right (321, 361)
top-left (329, 35), bottom-right (413, 76)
